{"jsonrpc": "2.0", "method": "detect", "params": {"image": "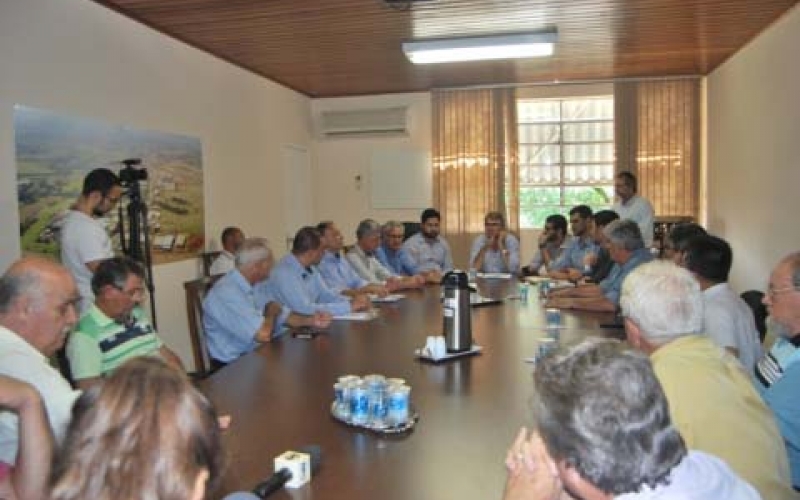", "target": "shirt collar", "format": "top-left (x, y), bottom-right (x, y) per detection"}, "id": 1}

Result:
top-left (0, 325), bottom-right (46, 363)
